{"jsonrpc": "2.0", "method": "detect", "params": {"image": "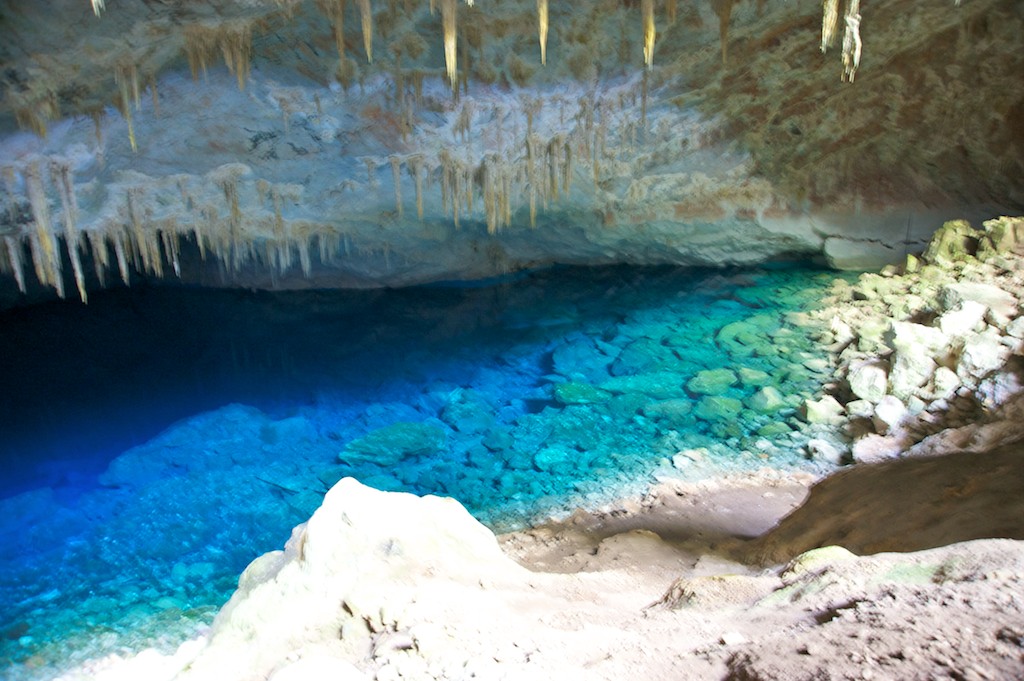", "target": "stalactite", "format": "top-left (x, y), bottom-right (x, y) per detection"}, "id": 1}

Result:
top-left (642, 0), bottom-right (655, 68)
top-left (113, 231), bottom-right (131, 284)
top-left (91, 111), bottom-right (104, 146)
top-left (537, 0), bottom-right (548, 65)
top-left (716, 0), bottom-right (735, 65)
top-left (821, 0), bottom-right (840, 54)
top-left (358, 0), bottom-right (373, 63)
top-left (442, 0), bottom-right (458, 91)
top-left (842, 0), bottom-right (862, 82)
top-left (161, 230), bottom-right (181, 277)
top-left (297, 235), bottom-right (312, 276)
top-left (408, 155), bottom-right (424, 220)
top-left (51, 161), bottom-right (87, 303)
top-left (667, 0), bottom-right (677, 24)
top-left (126, 190), bottom-right (151, 275)
top-left (185, 24), bottom-right (253, 90)
top-left (87, 230), bottom-right (110, 286)
top-left (23, 161), bottom-right (62, 295)
top-left (318, 0), bottom-right (347, 59)
top-left (389, 155), bottom-right (401, 215)
top-left (114, 65), bottom-right (138, 152)
top-left (3, 236), bottom-right (27, 293)
top-left (91, 0), bottom-right (105, 17)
